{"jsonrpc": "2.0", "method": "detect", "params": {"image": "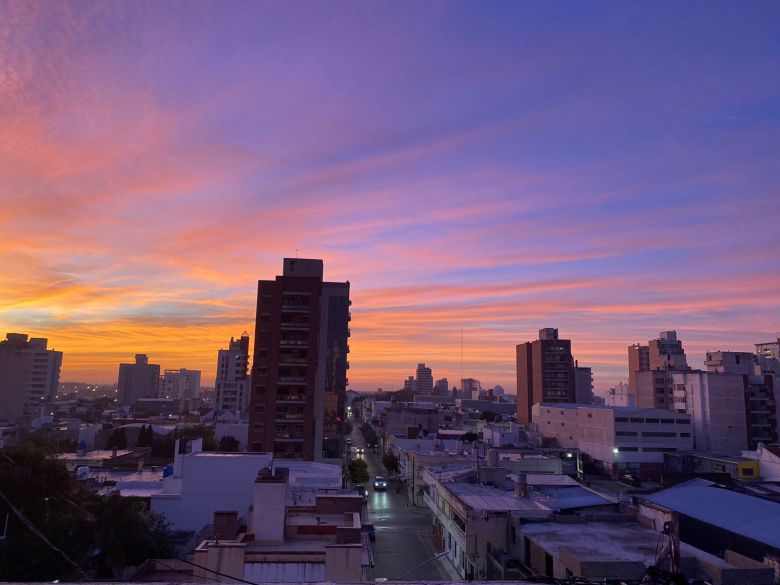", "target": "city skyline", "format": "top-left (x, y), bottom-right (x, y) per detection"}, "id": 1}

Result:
top-left (2, 2), bottom-right (779, 392)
